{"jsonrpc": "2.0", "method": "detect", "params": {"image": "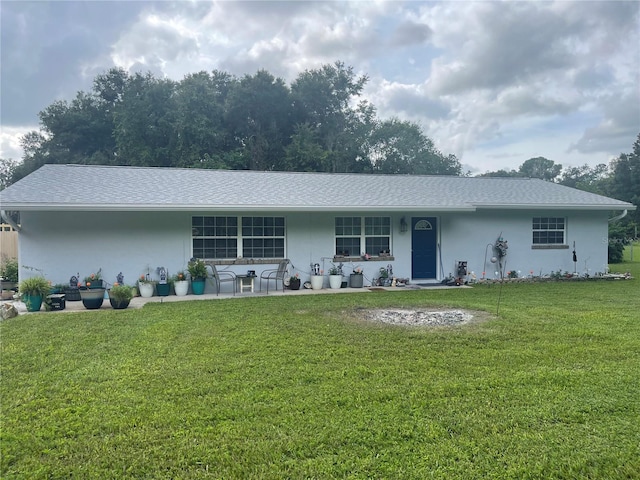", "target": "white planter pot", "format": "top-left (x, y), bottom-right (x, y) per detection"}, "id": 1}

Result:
top-left (174, 280), bottom-right (189, 296)
top-left (329, 275), bottom-right (342, 289)
top-left (310, 275), bottom-right (324, 290)
top-left (139, 283), bottom-right (154, 298)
